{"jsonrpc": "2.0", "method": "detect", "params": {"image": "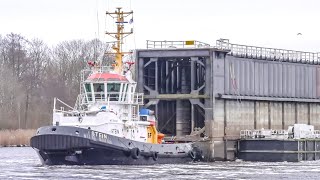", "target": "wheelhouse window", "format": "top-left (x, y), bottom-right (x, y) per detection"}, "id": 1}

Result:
top-left (107, 83), bottom-right (120, 101)
top-left (85, 83), bottom-right (92, 101)
top-left (85, 83), bottom-right (92, 92)
top-left (107, 83), bottom-right (120, 92)
top-left (121, 83), bottom-right (128, 101)
top-left (93, 83), bottom-right (105, 101)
